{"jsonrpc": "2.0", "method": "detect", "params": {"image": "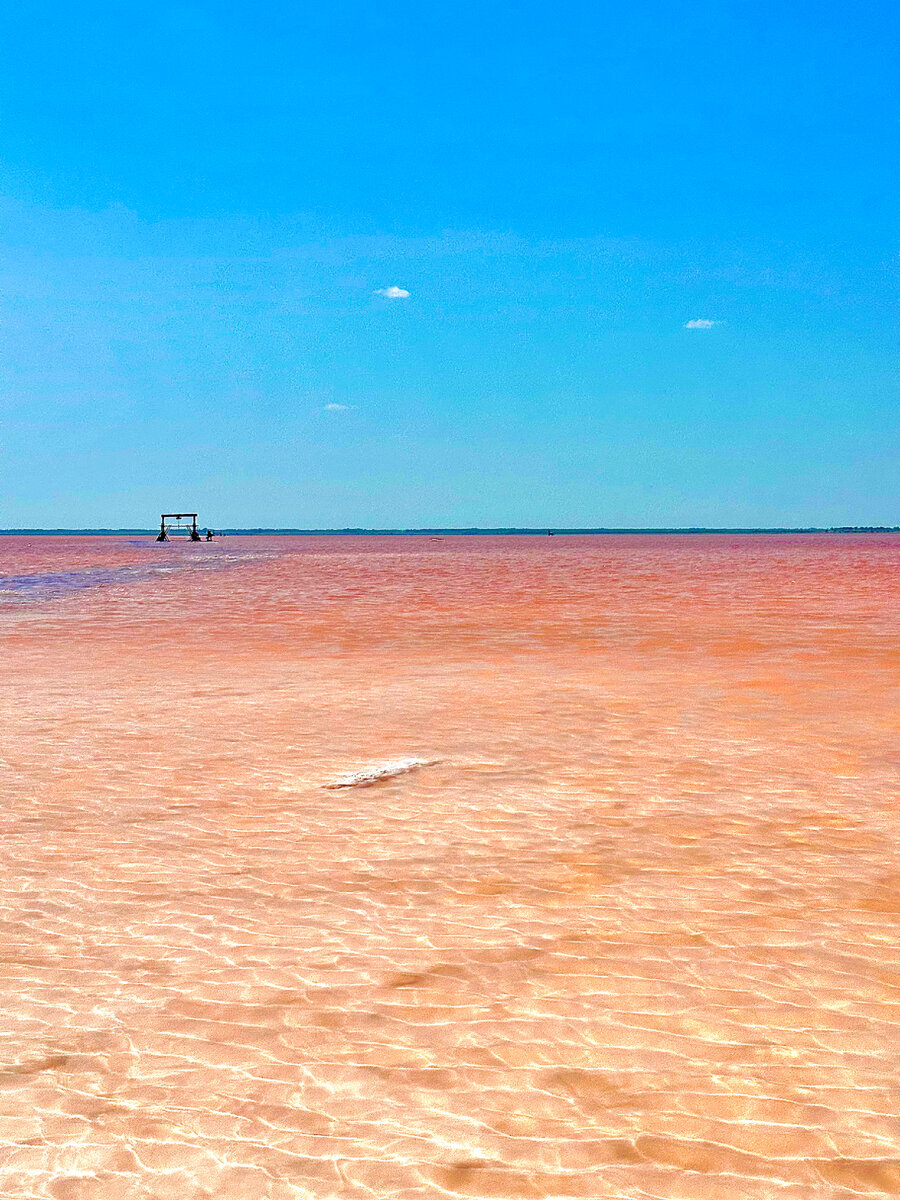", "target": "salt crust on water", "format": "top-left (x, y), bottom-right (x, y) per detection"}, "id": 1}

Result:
top-left (325, 757), bottom-right (438, 788)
